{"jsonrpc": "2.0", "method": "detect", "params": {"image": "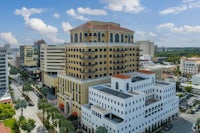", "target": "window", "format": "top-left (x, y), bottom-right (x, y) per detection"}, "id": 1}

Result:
top-left (74, 33), bottom-right (78, 42)
top-left (110, 33), bottom-right (113, 42)
top-left (116, 82), bottom-right (119, 89)
top-left (98, 32), bottom-right (101, 42)
top-left (80, 33), bottom-right (82, 42)
top-left (94, 33), bottom-right (97, 36)
top-left (115, 33), bottom-right (119, 42)
top-left (121, 34), bottom-right (124, 42)
top-left (126, 83), bottom-right (129, 91)
top-left (128, 35), bottom-right (130, 43)
top-left (71, 34), bottom-right (73, 43)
